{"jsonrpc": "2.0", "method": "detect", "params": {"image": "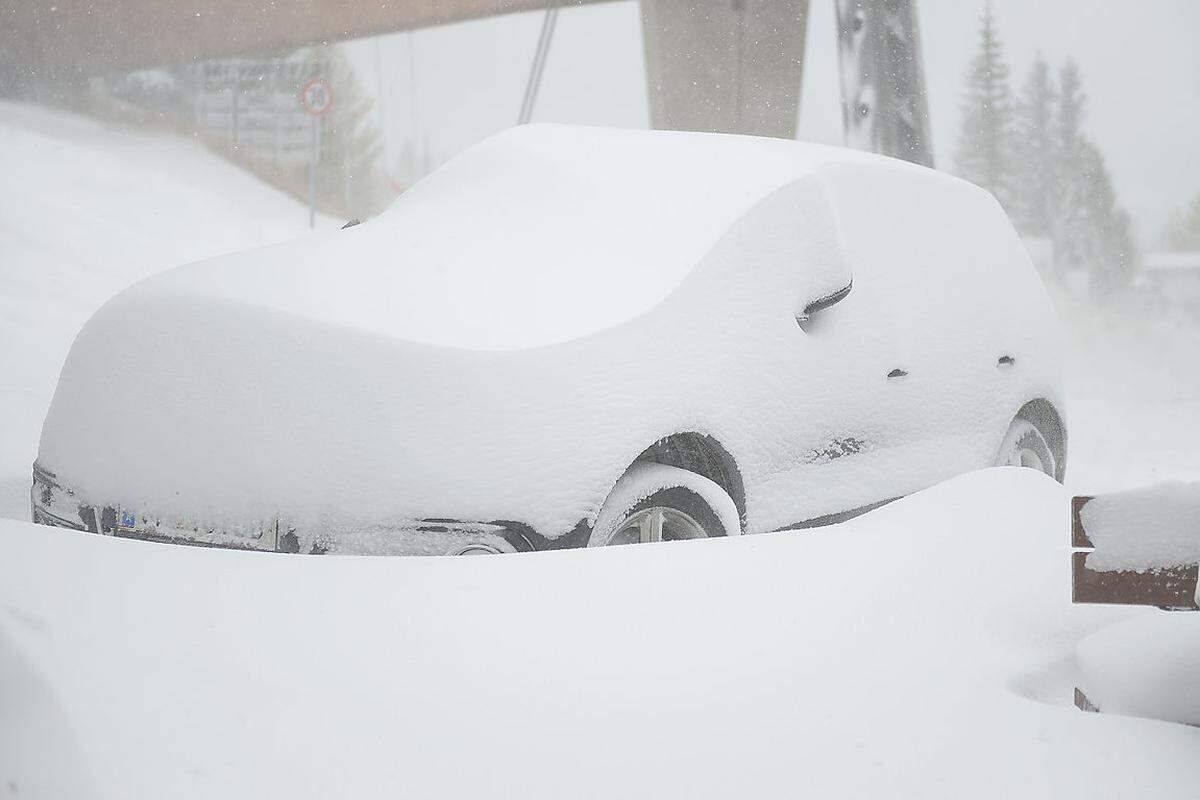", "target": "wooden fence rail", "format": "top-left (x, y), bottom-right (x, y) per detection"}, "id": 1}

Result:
top-left (1071, 493), bottom-right (1198, 611)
